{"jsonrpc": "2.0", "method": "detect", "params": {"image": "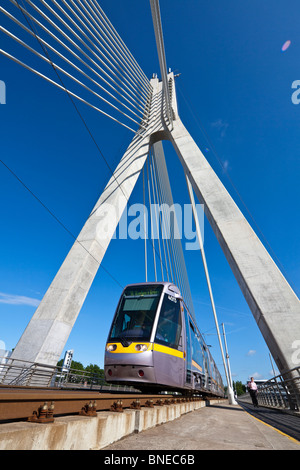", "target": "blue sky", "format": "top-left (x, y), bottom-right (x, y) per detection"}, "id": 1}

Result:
top-left (0, 0), bottom-right (299, 385)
